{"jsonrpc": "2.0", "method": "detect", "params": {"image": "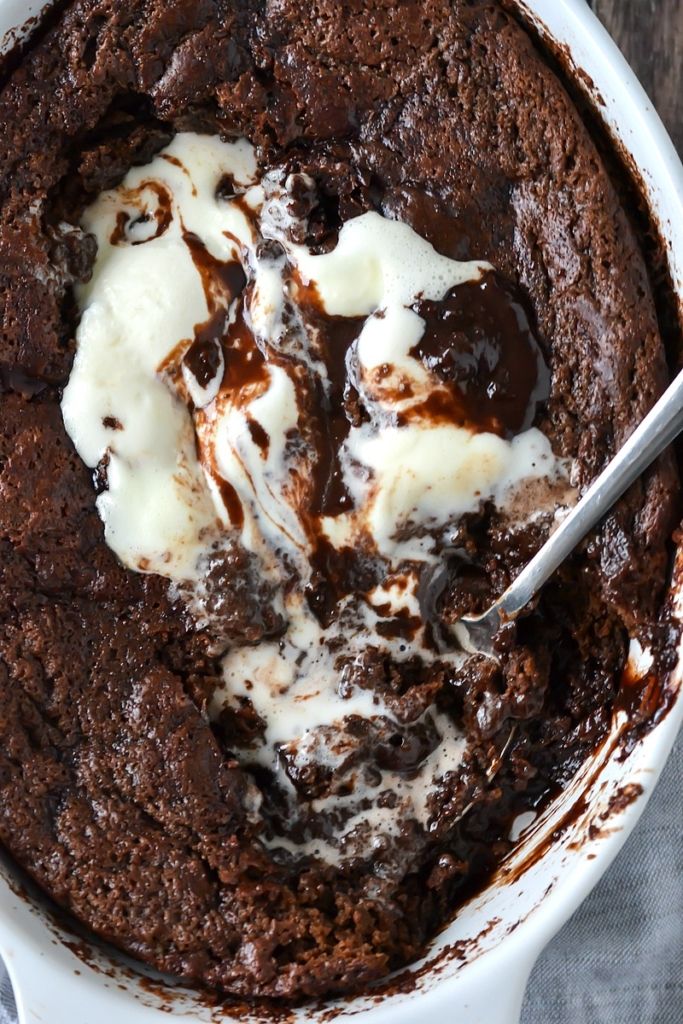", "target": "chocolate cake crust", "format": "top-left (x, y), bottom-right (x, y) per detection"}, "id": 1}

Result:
top-left (0, 0), bottom-right (678, 1000)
